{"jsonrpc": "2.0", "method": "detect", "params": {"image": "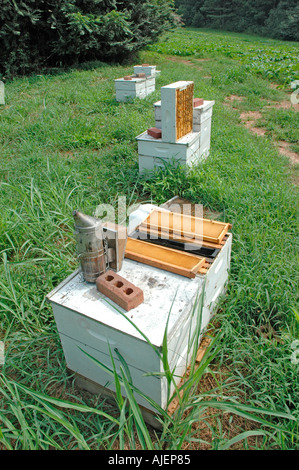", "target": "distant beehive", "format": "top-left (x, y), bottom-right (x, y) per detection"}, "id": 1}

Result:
top-left (136, 80), bottom-right (215, 173)
top-left (115, 64), bottom-right (160, 102)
